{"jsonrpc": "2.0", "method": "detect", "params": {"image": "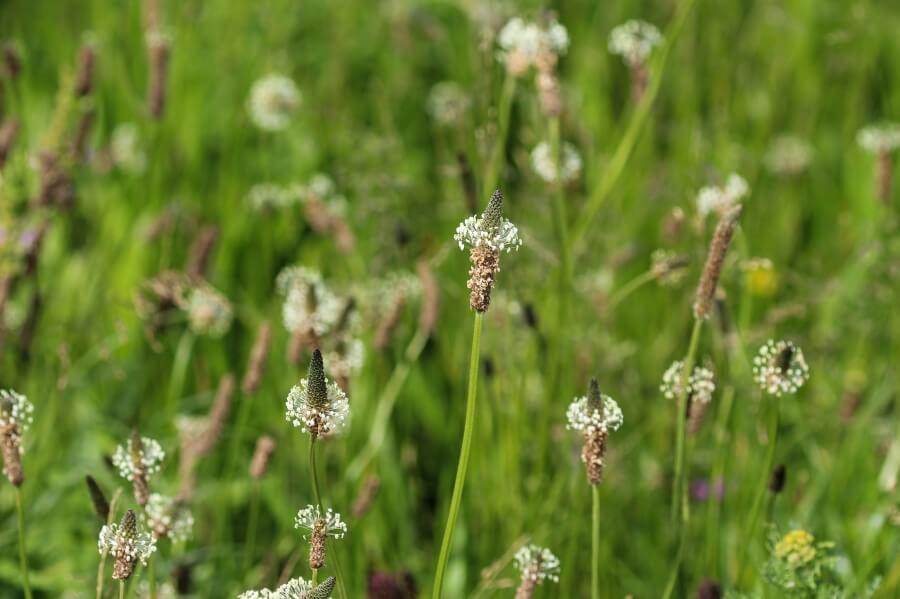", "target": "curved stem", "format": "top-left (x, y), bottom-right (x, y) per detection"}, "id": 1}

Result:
top-left (345, 327), bottom-right (430, 481)
top-left (572, 0), bottom-right (698, 255)
top-left (740, 398), bottom-right (781, 585)
top-left (484, 75), bottom-right (516, 197)
top-left (607, 270), bottom-right (657, 310)
top-left (242, 482), bottom-right (261, 573)
top-left (432, 312), bottom-right (484, 599)
top-left (148, 554), bottom-right (156, 599)
top-left (309, 435), bottom-right (323, 509)
top-left (671, 318), bottom-right (704, 523)
top-left (664, 317), bottom-right (704, 594)
top-left (308, 436), bottom-right (348, 598)
top-left (591, 485), bottom-right (601, 599)
top-left (15, 488), bottom-right (32, 599)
